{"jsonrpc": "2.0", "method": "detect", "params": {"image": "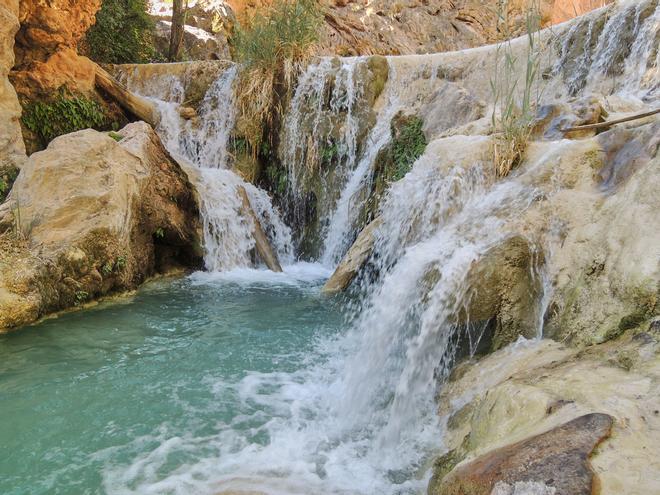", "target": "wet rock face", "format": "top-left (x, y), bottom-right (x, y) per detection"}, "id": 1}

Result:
top-left (434, 413), bottom-right (613, 495)
top-left (597, 121), bottom-right (660, 190)
top-left (0, 122), bottom-right (203, 331)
